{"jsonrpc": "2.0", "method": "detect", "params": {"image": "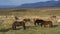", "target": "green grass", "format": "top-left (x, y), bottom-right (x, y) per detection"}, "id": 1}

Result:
top-left (0, 24), bottom-right (60, 34)
top-left (0, 19), bottom-right (60, 34)
top-left (0, 8), bottom-right (60, 16)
